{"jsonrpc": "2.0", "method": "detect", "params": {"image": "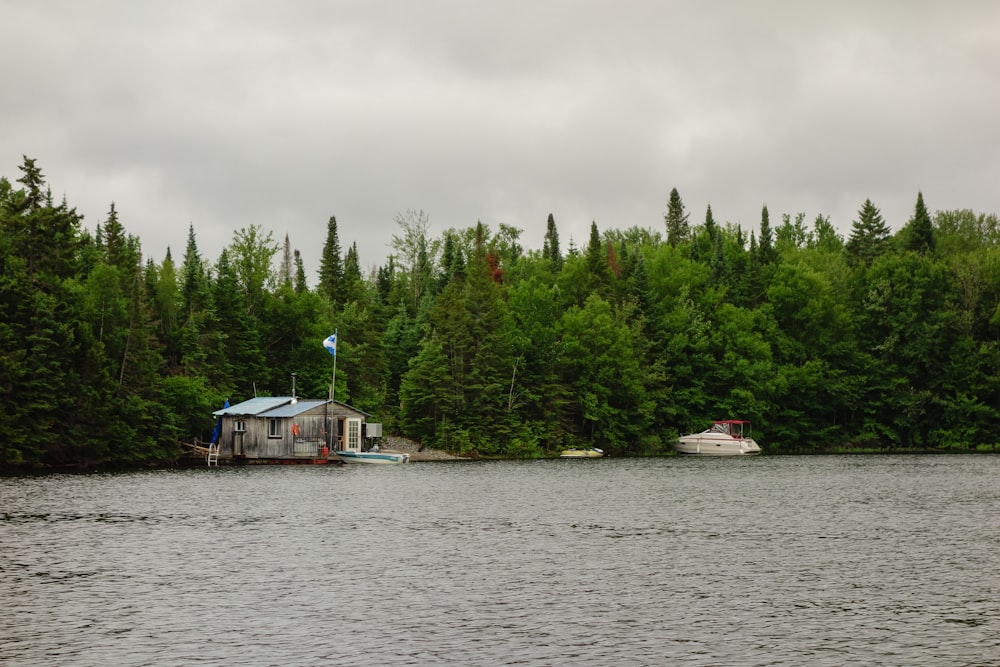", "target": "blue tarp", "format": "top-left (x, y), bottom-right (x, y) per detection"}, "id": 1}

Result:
top-left (210, 399), bottom-right (229, 444)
